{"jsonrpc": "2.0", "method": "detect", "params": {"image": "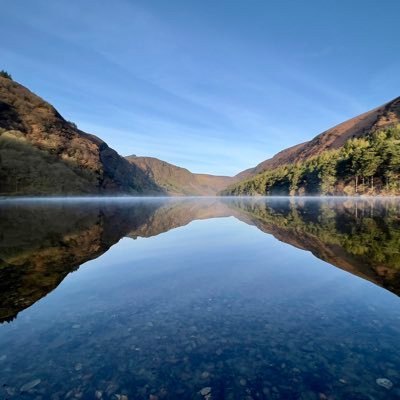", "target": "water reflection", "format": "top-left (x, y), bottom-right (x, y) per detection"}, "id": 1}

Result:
top-left (1, 198), bottom-right (399, 323)
top-left (230, 198), bottom-right (400, 296)
top-left (0, 198), bottom-right (399, 399)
